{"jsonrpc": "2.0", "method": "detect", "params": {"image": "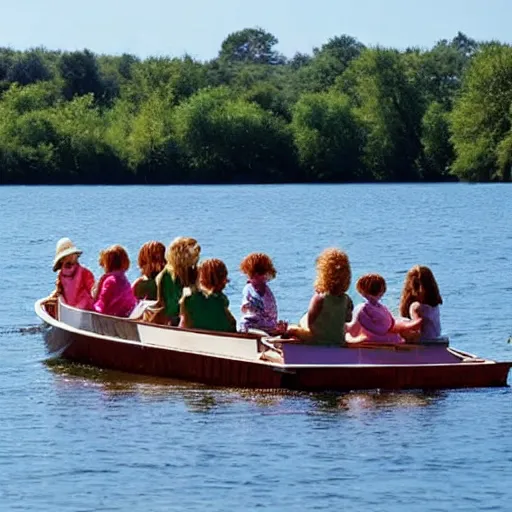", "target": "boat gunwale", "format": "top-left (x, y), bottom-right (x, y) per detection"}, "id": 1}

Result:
top-left (35, 299), bottom-right (277, 366)
top-left (35, 299), bottom-right (512, 371)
